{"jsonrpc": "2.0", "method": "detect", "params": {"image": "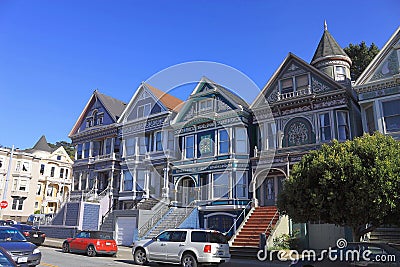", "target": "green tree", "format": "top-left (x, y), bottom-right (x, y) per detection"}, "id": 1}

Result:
top-left (277, 133), bottom-right (400, 241)
top-left (344, 41), bottom-right (380, 81)
top-left (48, 141), bottom-right (75, 160)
